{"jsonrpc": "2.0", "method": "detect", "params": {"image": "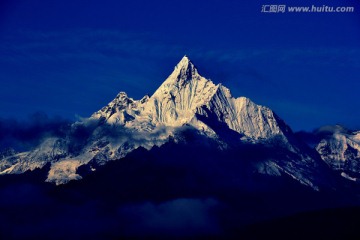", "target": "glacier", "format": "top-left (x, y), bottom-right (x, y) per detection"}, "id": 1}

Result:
top-left (0, 56), bottom-right (337, 189)
top-left (316, 126), bottom-right (360, 181)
